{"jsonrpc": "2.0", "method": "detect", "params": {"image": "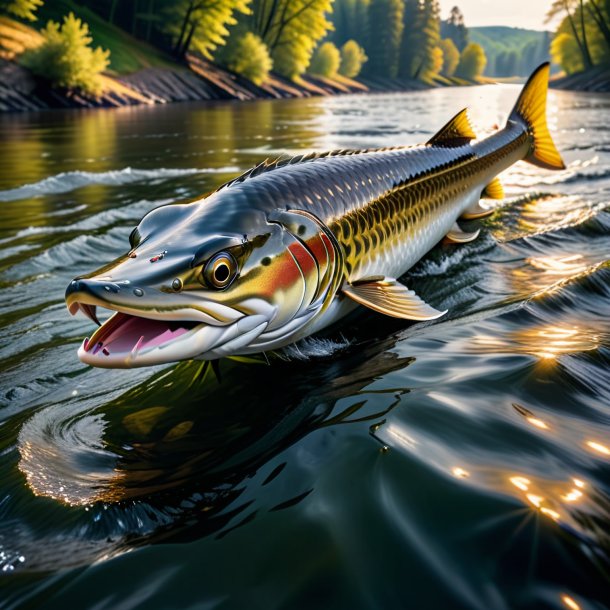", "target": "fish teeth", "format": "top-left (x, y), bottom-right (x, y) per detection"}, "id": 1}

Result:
top-left (80, 304), bottom-right (101, 326)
